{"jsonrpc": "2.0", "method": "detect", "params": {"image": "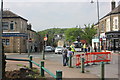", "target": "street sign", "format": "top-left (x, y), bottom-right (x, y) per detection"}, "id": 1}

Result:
top-left (92, 39), bottom-right (99, 42)
top-left (44, 37), bottom-right (47, 41)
